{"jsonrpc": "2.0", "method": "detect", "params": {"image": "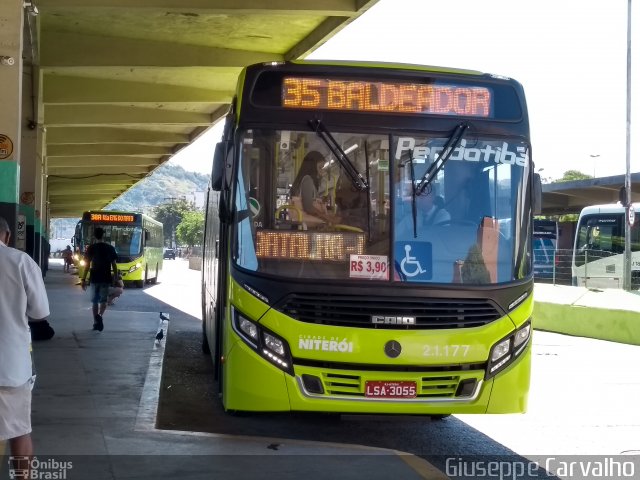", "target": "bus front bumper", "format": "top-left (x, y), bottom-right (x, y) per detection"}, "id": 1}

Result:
top-left (222, 340), bottom-right (530, 415)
